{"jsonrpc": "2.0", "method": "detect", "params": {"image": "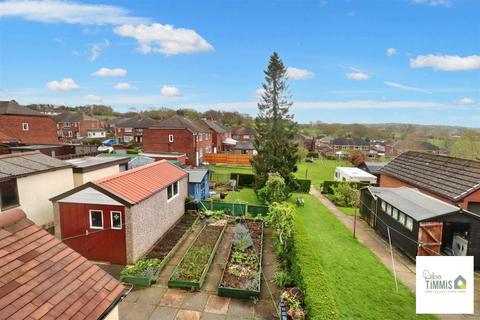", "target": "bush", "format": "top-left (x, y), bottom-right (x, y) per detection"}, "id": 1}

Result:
top-left (307, 152), bottom-right (319, 158)
top-left (294, 179), bottom-right (311, 193)
top-left (267, 202), bottom-right (295, 268)
top-left (273, 270), bottom-right (293, 288)
top-left (321, 180), bottom-right (367, 195)
top-left (331, 182), bottom-right (359, 207)
top-left (258, 173), bottom-right (288, 204)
